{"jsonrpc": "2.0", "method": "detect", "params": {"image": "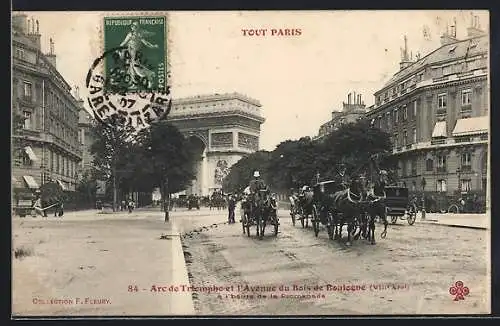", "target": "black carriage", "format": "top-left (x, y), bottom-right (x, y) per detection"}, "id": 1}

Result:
top-left (241, 189), bottom-right (279, 239)
top-left (310, 180), bottom-right (346, 238)
top-left (187, 195), bottom-right (200, 210)
top-left (384, 186), bottom-right (417, 225)
top-left (291, 189), bottom-right (315, 228)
